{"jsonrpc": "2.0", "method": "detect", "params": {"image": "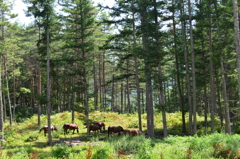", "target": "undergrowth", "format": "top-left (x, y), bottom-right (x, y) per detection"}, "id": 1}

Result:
top-left (1, 111), bottom-right (240, 158)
